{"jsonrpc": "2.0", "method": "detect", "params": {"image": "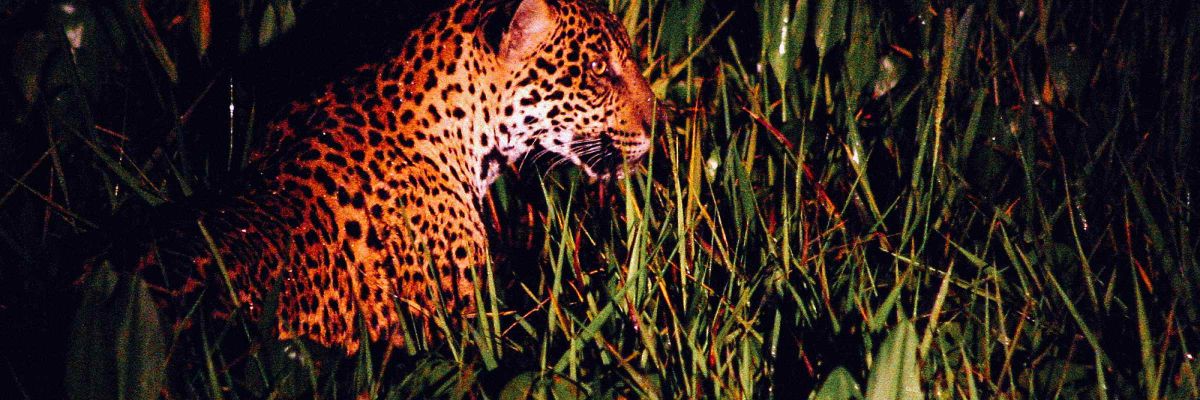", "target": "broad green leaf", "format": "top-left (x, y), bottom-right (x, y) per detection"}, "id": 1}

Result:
top-left (549, 374), bottom-right (585, 400)
top-left (844, 0), bottom-right (877, 97)
top-left (500, 371), bottom-right (538, 400)
top-left (813, 0), bottom-right (847, 59)
top-left (66, 266), bottom-right (166, 400)
top-left (763, 0), bottom-right (809, 90)
top-left (811, 367), bottom-right (863, 400)
top-left (865, 319), bottom-right (922, 400)
top-left (395, 358), bottom-right (465, 399)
